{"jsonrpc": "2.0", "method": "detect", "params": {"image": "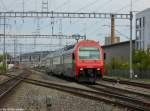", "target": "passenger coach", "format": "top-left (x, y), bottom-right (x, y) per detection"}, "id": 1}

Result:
top-left (44, 40), bottom-right (105, 83)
